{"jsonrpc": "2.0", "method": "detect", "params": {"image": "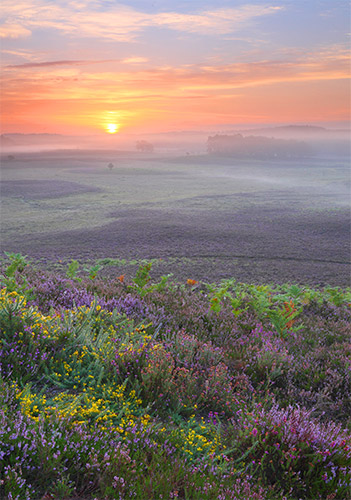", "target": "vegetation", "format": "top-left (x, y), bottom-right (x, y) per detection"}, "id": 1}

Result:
top-left (136, 140), bottom-right (154, 152)
top-left (0, 254), bottom-right (350, 499)
top-left (207, 134), bottom-right (311, 159)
